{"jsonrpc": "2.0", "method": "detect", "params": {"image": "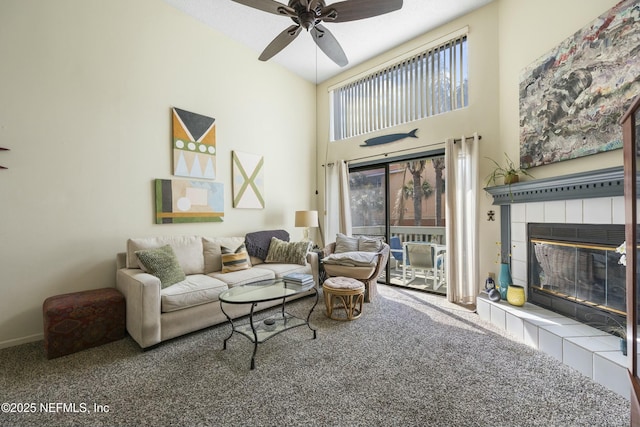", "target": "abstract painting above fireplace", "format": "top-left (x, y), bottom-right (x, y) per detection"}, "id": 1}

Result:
top-left (519, 0), bottom-right (640, 168)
